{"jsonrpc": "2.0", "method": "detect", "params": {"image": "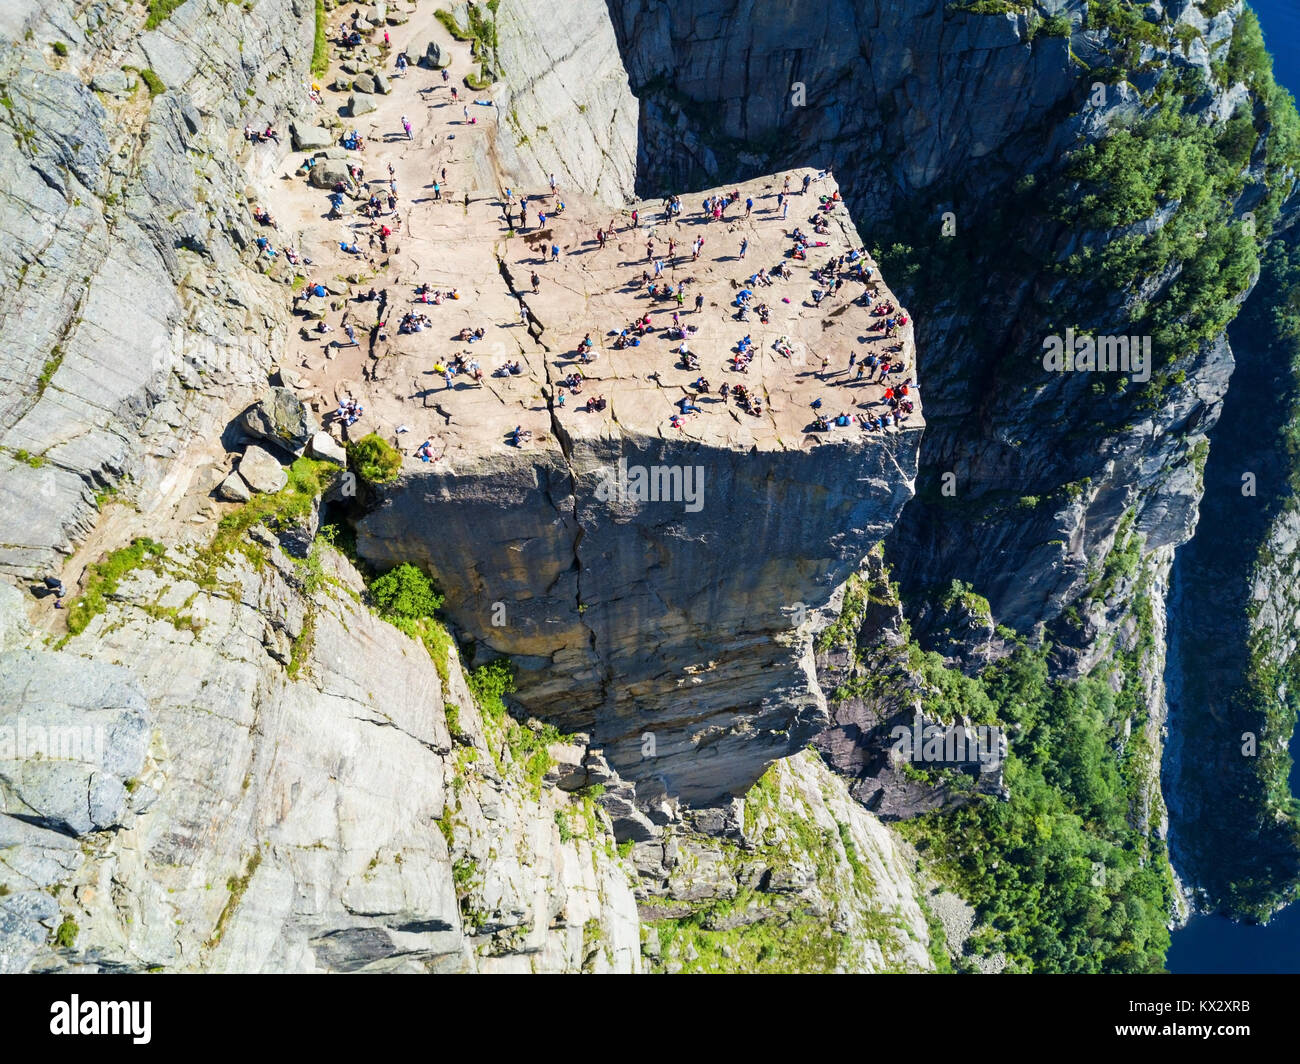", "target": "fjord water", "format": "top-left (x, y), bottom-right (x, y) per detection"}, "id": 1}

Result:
top-left (1164, 0), bottom-right (1300, 974)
